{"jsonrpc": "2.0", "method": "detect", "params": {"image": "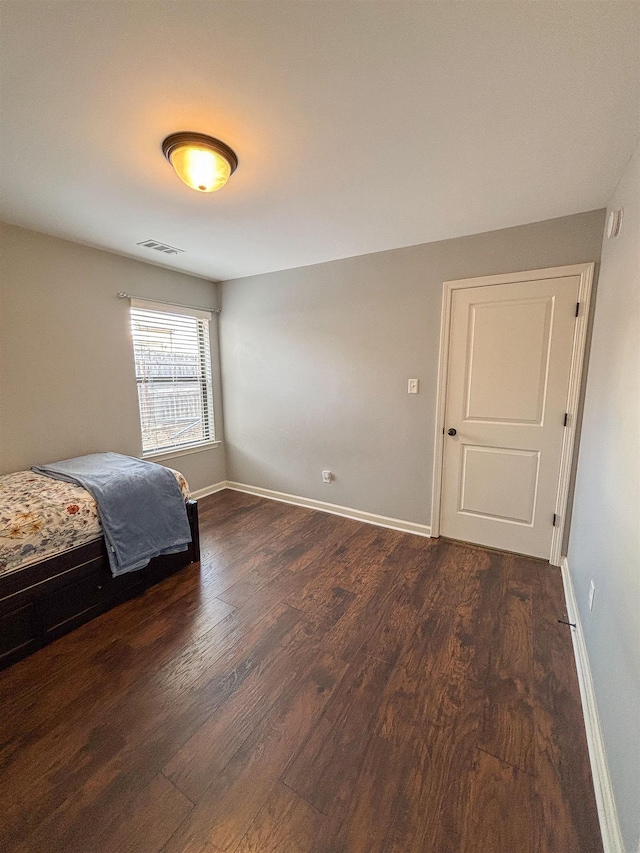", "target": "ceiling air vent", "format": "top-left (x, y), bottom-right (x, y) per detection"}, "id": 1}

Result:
top-left (136, 239), bottom-right (185, 255)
